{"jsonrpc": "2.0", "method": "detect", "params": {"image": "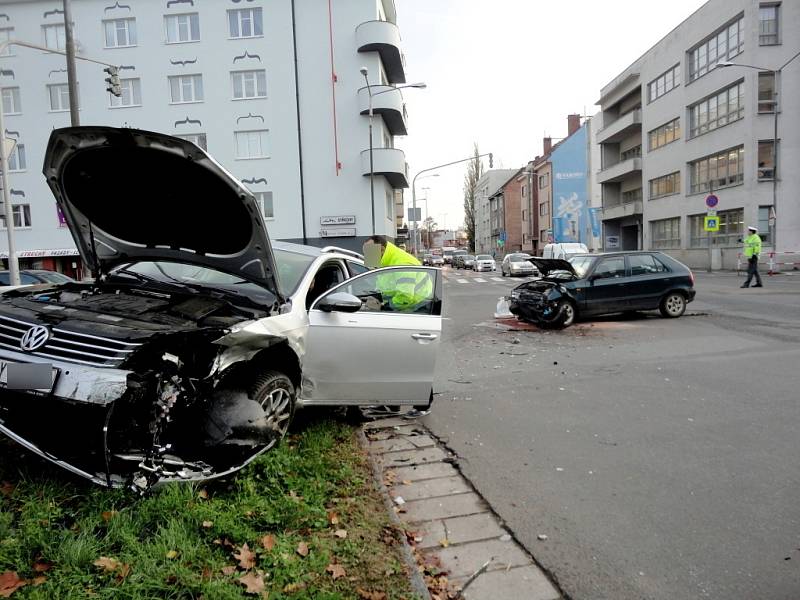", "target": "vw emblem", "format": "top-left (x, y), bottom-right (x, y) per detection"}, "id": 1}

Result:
top-left (19, 325), bottom-right (51, 352)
